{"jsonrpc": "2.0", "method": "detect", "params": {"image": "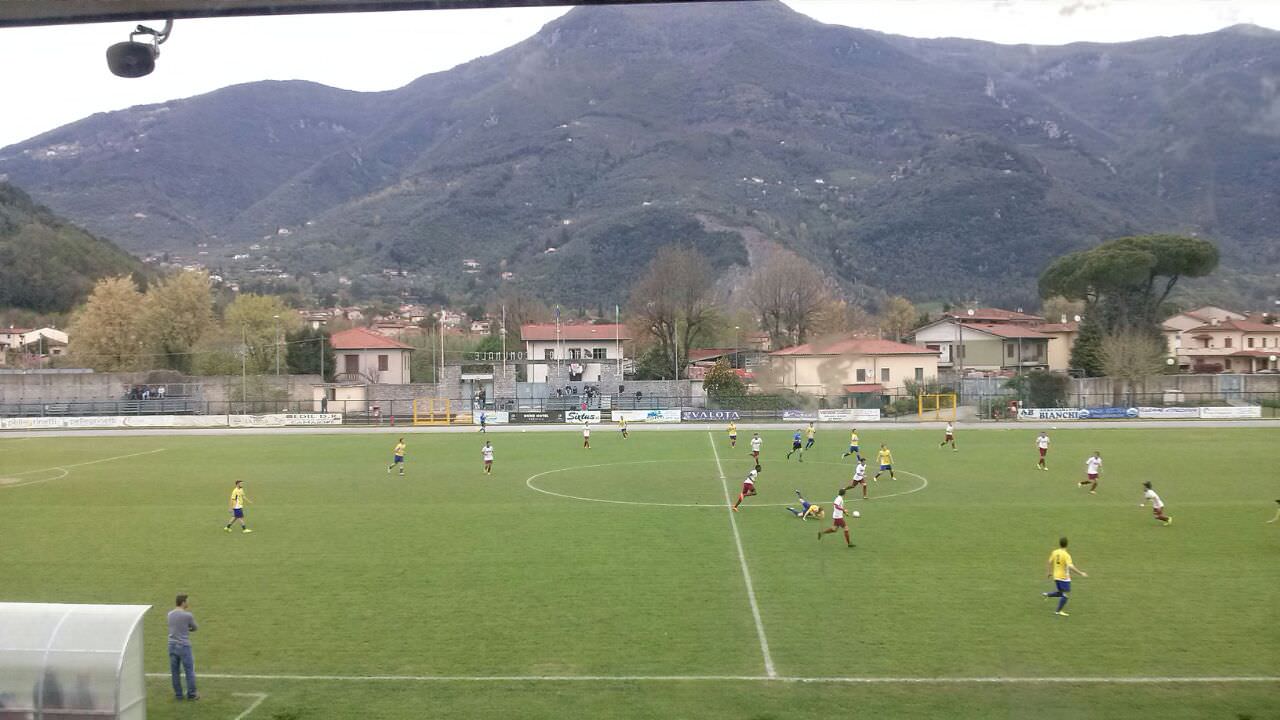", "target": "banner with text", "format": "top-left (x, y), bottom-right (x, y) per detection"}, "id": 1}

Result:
top-left (510, 411), bottom-right (564, 424)
top-left (1078, 407), bottom-right (1138, 420)
top-left (817, 408), bottom-right (882, 423)
top-left (1198, 406), bottom-right (1262, 419)
top-left (564, 410), bottom-right (603, 424)
top-left (1137, 407), bottom-right (1201, 420)
top-left (1017, 408), bottom-right (1087, 421)
top-left (782, 409), bottom-right (818, 421)
top-left (613, 409), bottom-right (682, 423)
top-left (681, 409), bottom-right (741, 421)
top-left (475, 411), bottom-right (510, 425)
